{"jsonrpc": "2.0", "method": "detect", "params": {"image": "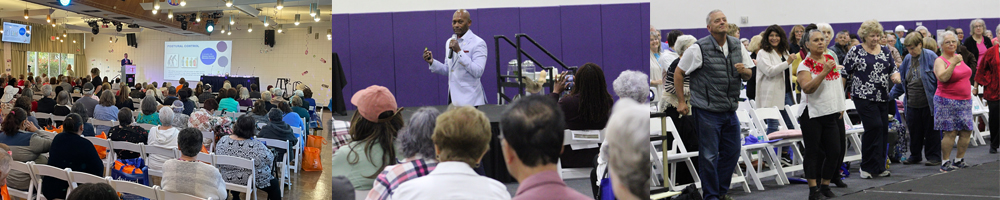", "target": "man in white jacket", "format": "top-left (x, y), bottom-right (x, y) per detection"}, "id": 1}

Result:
top-left (423, 9), bottom-right (488, 106)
